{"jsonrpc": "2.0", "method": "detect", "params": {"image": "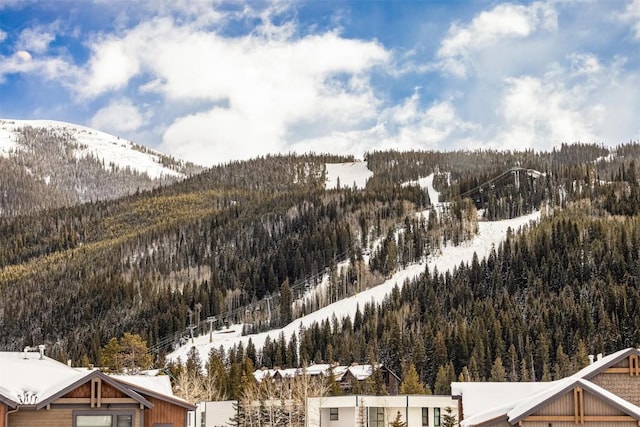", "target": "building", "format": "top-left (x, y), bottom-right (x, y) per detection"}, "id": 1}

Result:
top-left (0, 348), bottom-right (196, 427)
top-left (254, 363), bottom-right (401, 396)
top-left (193, 401), bottom-right (236, 427)
top-left (452, 347), bottom-right (640, 427)
top-left (306, 394), bottom-right (459, 427)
